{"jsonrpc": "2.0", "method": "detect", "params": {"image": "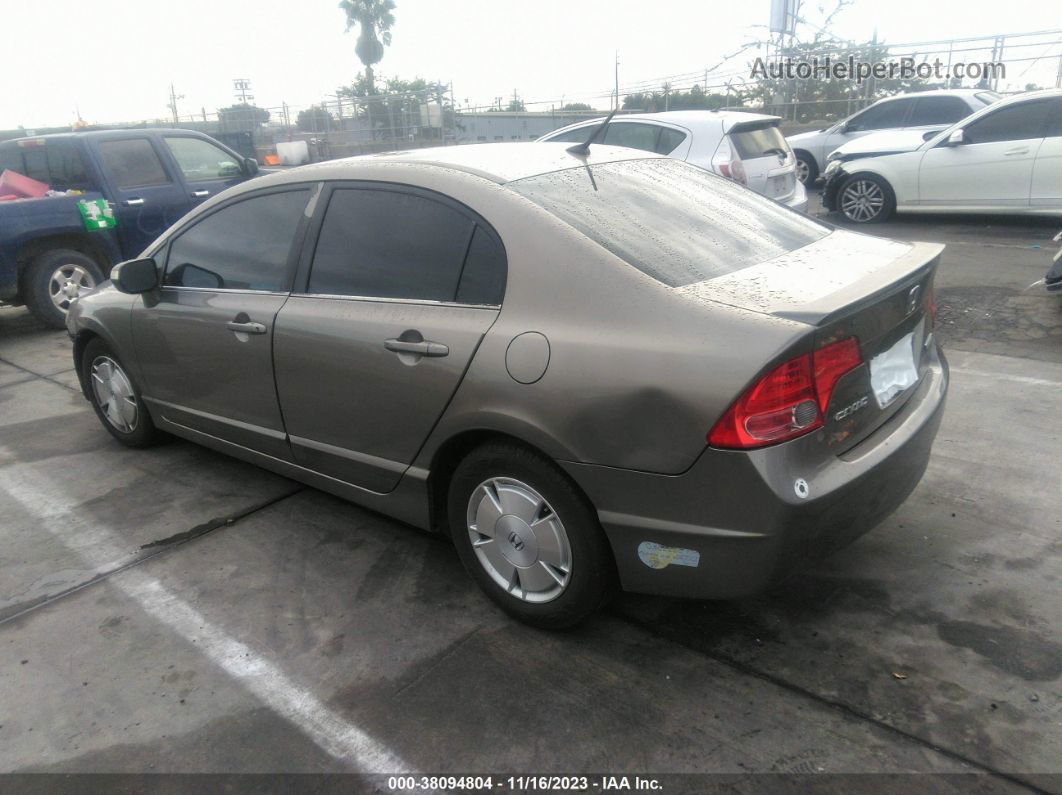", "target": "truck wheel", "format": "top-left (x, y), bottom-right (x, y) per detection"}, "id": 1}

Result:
top-left (24, 249), bottom-right (105, 329)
